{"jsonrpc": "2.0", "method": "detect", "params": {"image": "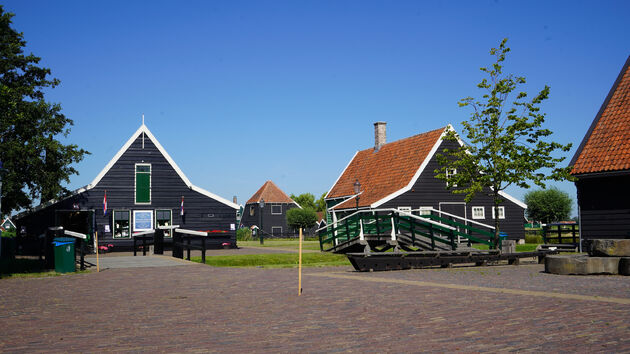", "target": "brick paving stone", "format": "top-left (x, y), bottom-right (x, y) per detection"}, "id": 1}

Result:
top-left (0, 262), bottom-right (629, 352)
